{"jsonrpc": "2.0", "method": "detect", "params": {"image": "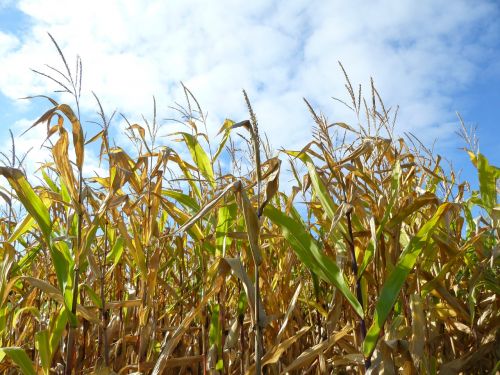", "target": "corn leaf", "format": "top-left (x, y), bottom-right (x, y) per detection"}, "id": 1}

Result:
top-left (221, 258), bottom-right (268, 327)
top-left (7, 214), bottom-right (35, 243)
top-left (21, 276), bottom-right (99, 324)
top-left (245, 326), bottom-right (311, 375)
top-left (216, 203), bottom-right (237, 256)
top-left (162, 189), bottom-right (200, 213)
top-left (213, 119), bottom-right (235, 162)
top-left (280, 327), bottom-right (351, 374)
top-left (52, 129), bottom-right (79, 205)
top-left (35, 329), bottom-right (51, 374)
top-left (363, 202), bottom-right (453, 358)
top-left (49, 307), bottom-right (68, 359)
top-left (56, 103), bottom-right (85, 170)
top-left (358, 161), bottom-right (401, 277)
top-left (468, 152), bottom-right (500, 214)
top-left (285, 150), bottom-right (338, 220)
top-left (106, 236), bottom-right (125, 267)
top-left (0, 167), bottom-right (52, 242)
top-left (264, 205), bottom-right (363, 318)
top-left (175, 132), bottom-right (215, 188)
top-left (0, 347), bottom-right (36, 375)
top-left (236, 187), bottom-right (263, 265)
